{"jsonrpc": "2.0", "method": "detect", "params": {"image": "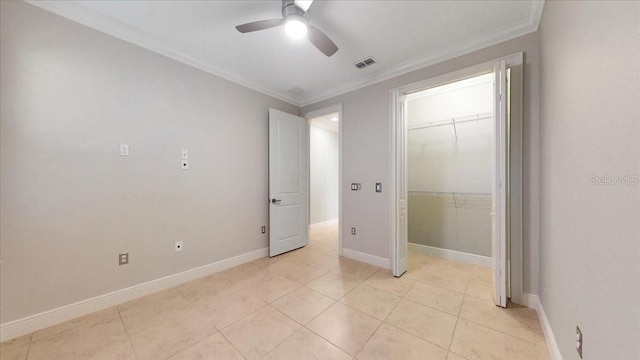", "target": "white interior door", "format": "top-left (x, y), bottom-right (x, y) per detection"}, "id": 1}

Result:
top-left (393, 95), bottom-right (408, 277)
top-left (492, 60), bottom-right (508, 307)
top-left (269, 109), bottom-right (309, 257)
